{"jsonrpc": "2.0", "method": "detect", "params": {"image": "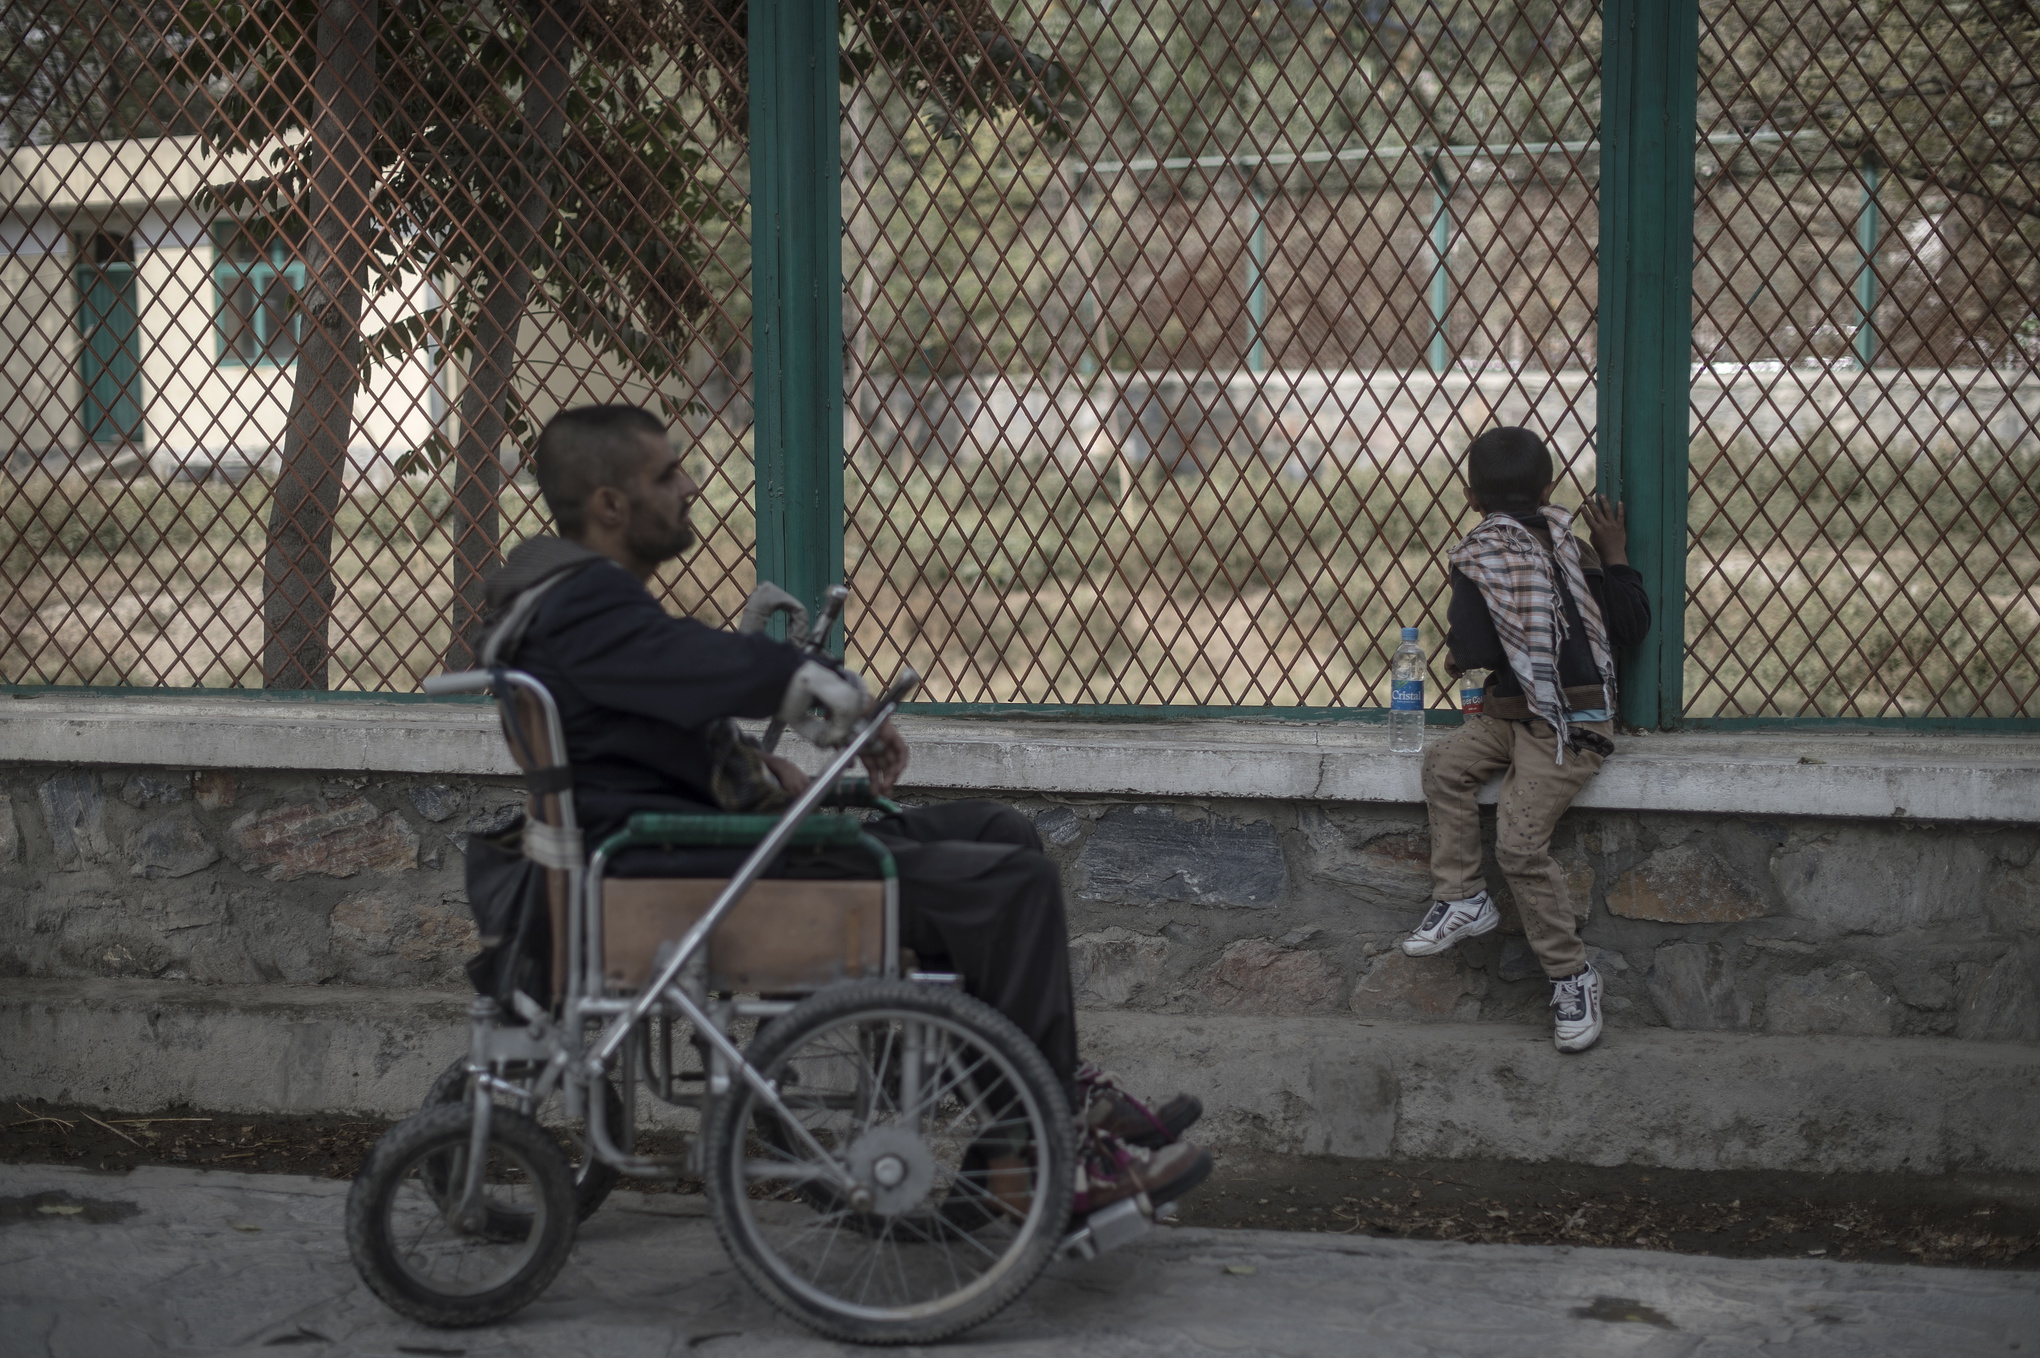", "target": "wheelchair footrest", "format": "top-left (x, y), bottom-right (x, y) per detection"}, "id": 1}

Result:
top-left (1059, 1195), bottom-right (1153, 1261)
